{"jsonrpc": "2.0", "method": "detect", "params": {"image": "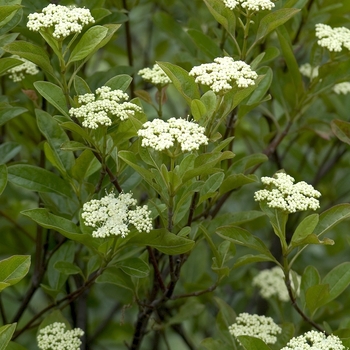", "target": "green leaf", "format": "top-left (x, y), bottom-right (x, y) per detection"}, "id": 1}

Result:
top-left (291, 214), bottom-right (319, 245)
top-left (127, 229), bottom-right (195, 255)
top-left (71, 149), bottom-right (100, 182)
top-left (187, 29), bottom-right (222, 60)
top-left (0, 164), bottom-right (7, 196)
top-left (4, 41), bottom-right (53, 75)
top-left (0, 107), bottom-right (27, 127)
top-left (203, 0), bottom-right (236, 35)
top-left (331, 119), bottom-right (350, 145)
top-left (321, 262), bottom-right (350, 304)
top-left (54, 261), bottom-right (83, 277)
top-left (238, 336), bottom-right (272, 350)
top-left (229, 153), bottom-right (268, 173)
top-left (60, 122), bottom-right (95, 144)
top-left (198, 172), bottom-right (225, 204)
top-left (305, 284), bottom-right (329, 315)
top-left (34, 82), bottom-right (69, 117)
top-left (96, 266), bottom-right (134, 291)
top-left (0, 255), bottom-right (30, 292)
top-left (0, 142), bottom-right (21, 164)
top-left (117, 258), bottom-right (149, 278)
top-left (21, 208), bottom-right (100, 250)
top-left (60, 141), bottom-right (90, 152)
top-left (314, 204), bottom-right (350, 237)
top-left (234, 254), bottom-right (276, 268)
top-left (157, 61), bottom-right (200, 105)
top-left (6, 341), bottom-right (28, 350)
top-left (216, 225), bottom-right (276, 262)
top-left (0, 56), bottom-right (22, 76)
top-left (256, 8), bottom-right (300, 43)
top-left (7, 164), bottom-right (73, 198)
top-left (69, 26), bottom-right (108, 63)
top-left (104, 74), bottom-right (133, 92)
top-left (0, 323), bottom-right (16, 350)
top-left (191, 99), bottom-right (207, 121)
top-left (36, 109), bottom-right (75, 172)
top-left (0, 4), bottom-right (21, 22)
top-left (201, 338), bottom-right (231, 350)
top-left (73, 75), bottom-right (91, 95)
top-left (219, 174), bottom-right (257, 195)
top-left (214, 297), bottom-right (236, 346)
